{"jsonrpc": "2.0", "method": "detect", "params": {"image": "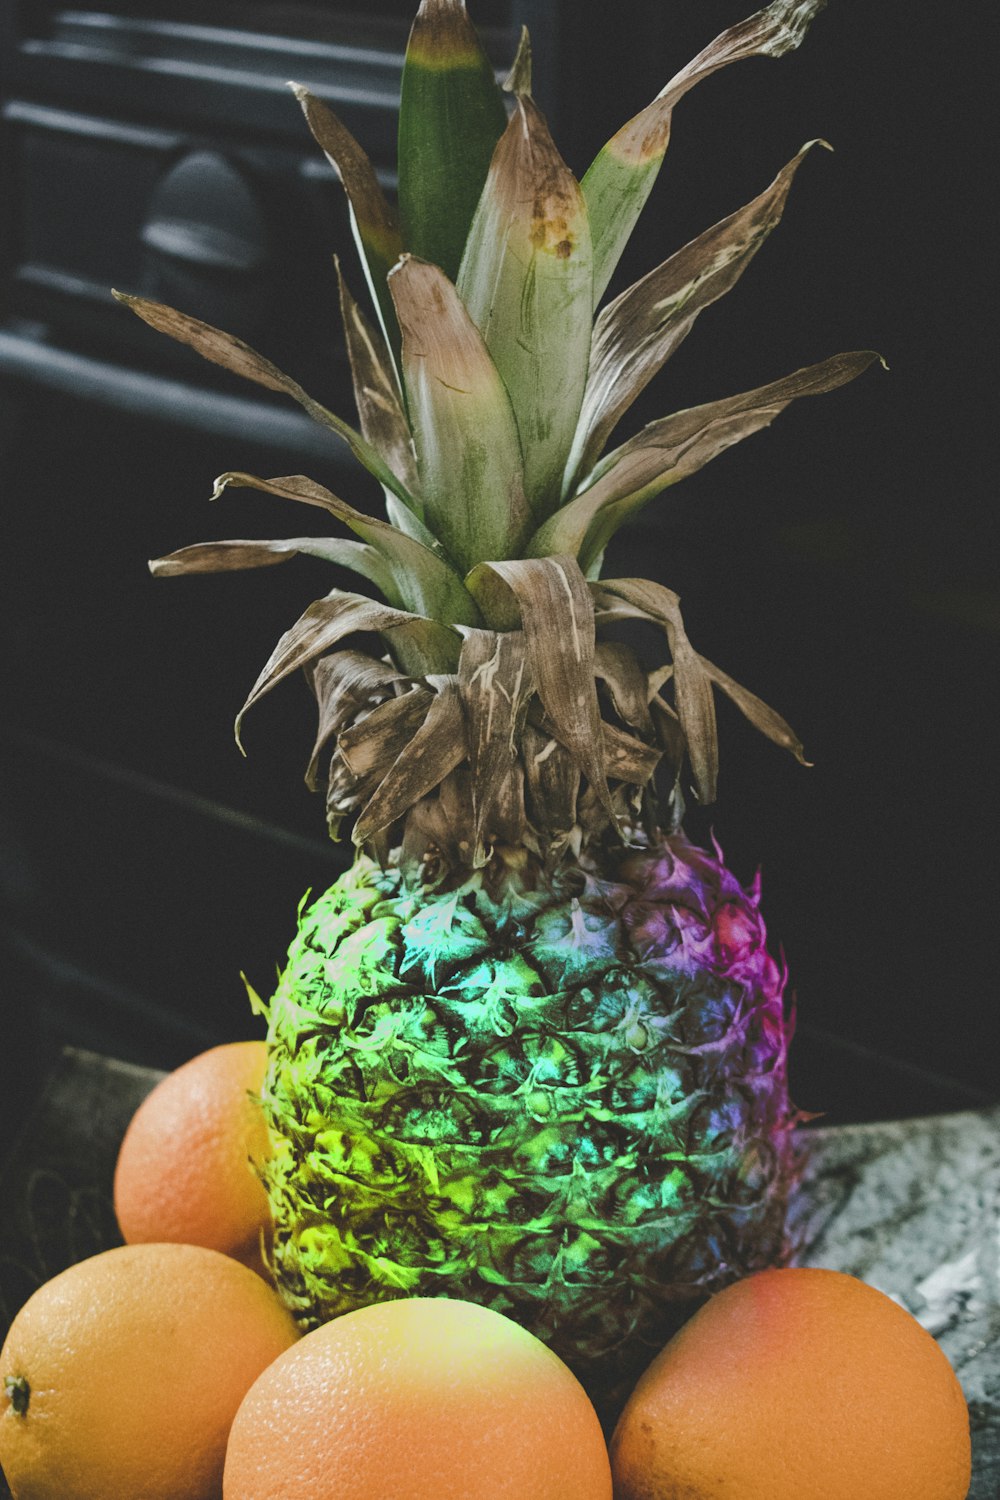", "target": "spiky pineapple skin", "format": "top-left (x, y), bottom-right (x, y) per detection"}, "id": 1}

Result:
top-left (261, 832), bottom-right (796, 1419)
